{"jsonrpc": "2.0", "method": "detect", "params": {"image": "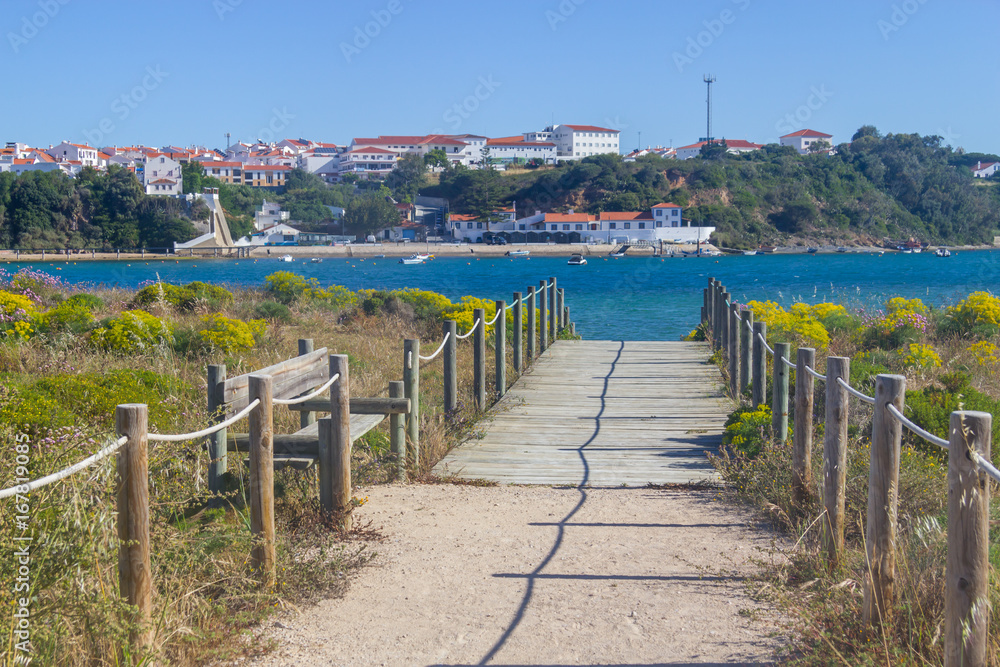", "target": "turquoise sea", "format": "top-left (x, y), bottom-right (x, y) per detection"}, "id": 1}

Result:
top-left (7, 250), bottom-right (1000, 341)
